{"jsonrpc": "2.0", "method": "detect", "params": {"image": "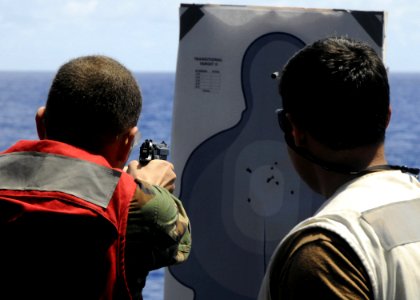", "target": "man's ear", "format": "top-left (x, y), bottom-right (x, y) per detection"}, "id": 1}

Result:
top-left (386, 106), bottom-right (392, 128)
top-left (115, 126), bottom-right (138, 167)
top-left (287, 113), bottom-right (306, 147)
top-left (35, 106), bottom-right (47, 140)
